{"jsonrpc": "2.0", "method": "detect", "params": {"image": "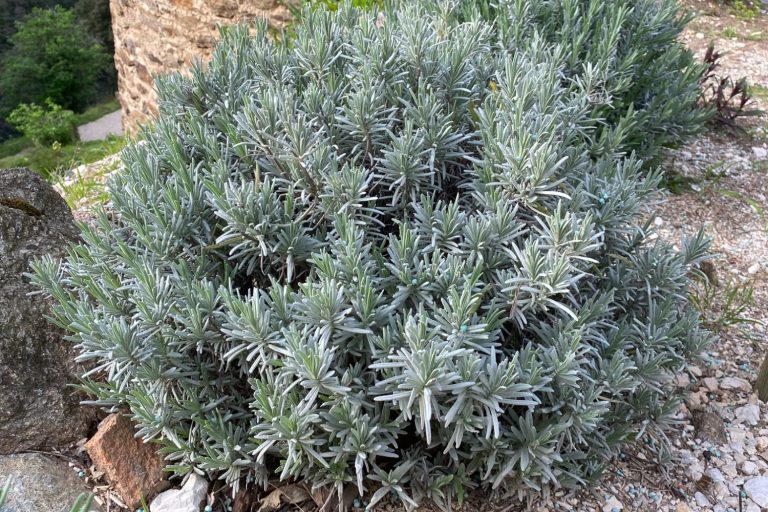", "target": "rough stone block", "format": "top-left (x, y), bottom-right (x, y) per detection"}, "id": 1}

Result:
top-left (85, 413), bottom-right (167, 508)
top-left (0, 168), bottom-right (97, 454)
